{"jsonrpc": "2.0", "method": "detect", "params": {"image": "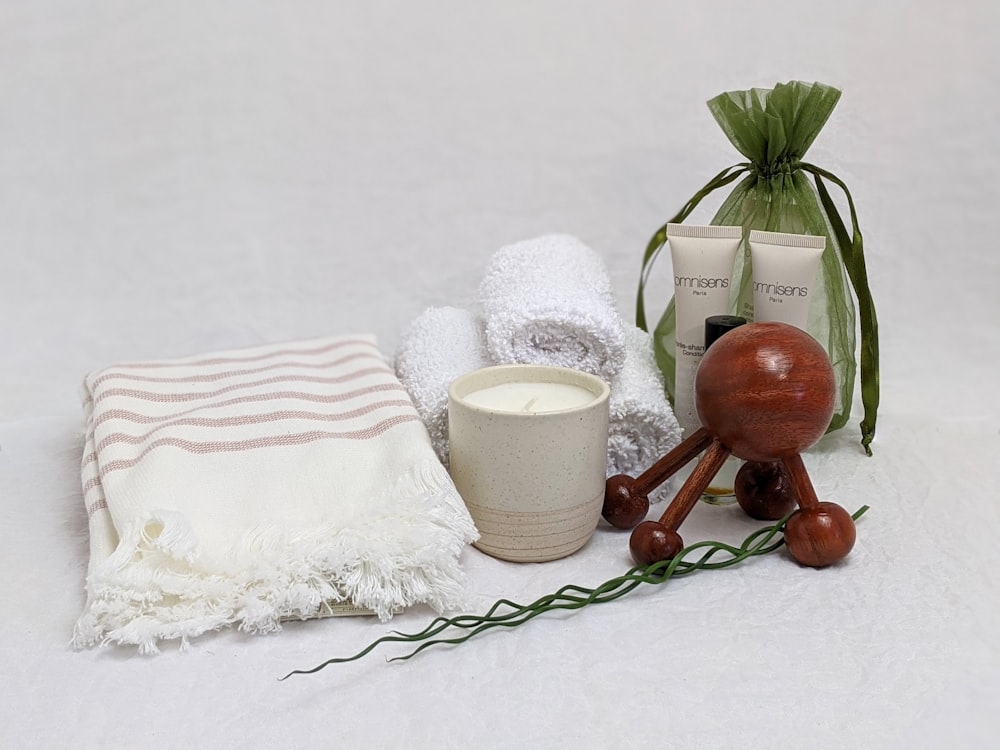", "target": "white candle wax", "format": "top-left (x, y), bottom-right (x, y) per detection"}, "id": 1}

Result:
top-left (461, 381), bottom-right (596, 414)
